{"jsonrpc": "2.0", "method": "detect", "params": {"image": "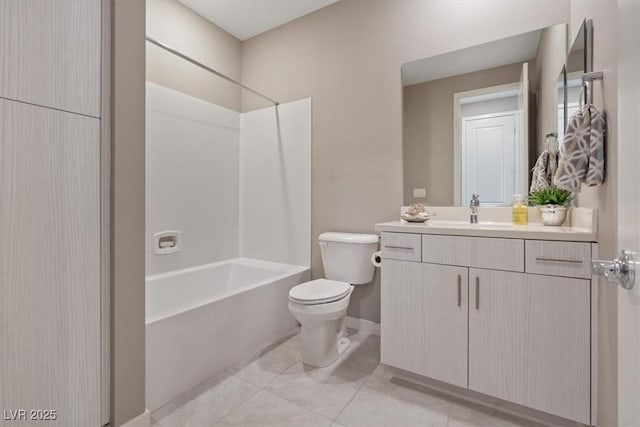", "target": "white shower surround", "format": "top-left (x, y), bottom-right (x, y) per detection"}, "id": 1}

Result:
top-left (145, 84), bottom-right (311, 411)
top-left (240, 98), bottom-right (312, 267)
top-left (146, 83), bottom-right (311, 273)
top-left (146, 83), bottom-right (240, 274)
